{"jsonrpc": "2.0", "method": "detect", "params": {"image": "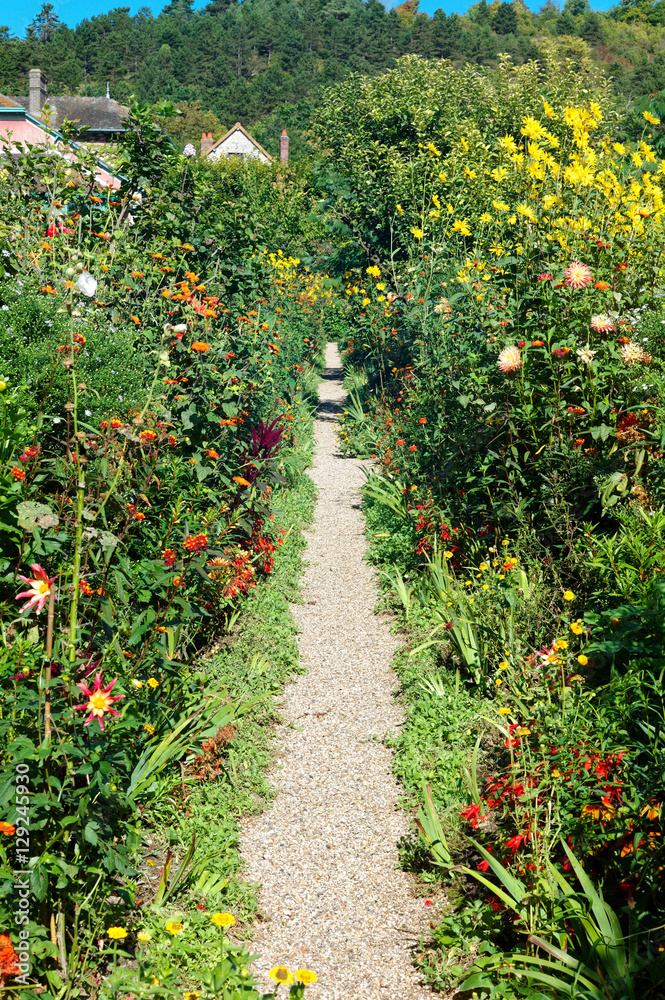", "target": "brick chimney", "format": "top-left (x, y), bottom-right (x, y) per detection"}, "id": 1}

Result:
top-left (200, 132), bottom-right (214, 157)
top-left (29, 69), bottom-right (47, 116)
top-left (280, 129), bottom-right (289, 165)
